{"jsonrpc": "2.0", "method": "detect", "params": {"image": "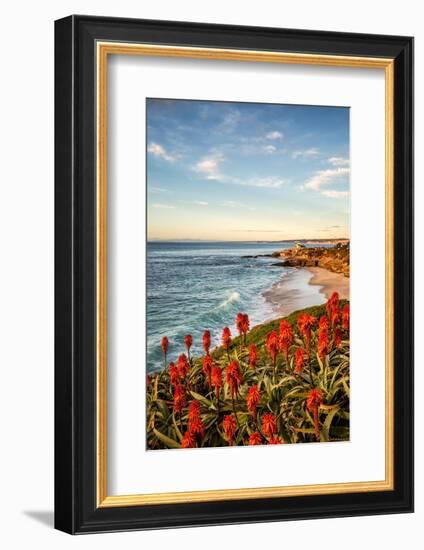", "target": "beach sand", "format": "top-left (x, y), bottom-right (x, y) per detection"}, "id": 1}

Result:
top-left (263, 267), bottom-right (349, 317)
top-left (307, 267), bottom-right (349, 300)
